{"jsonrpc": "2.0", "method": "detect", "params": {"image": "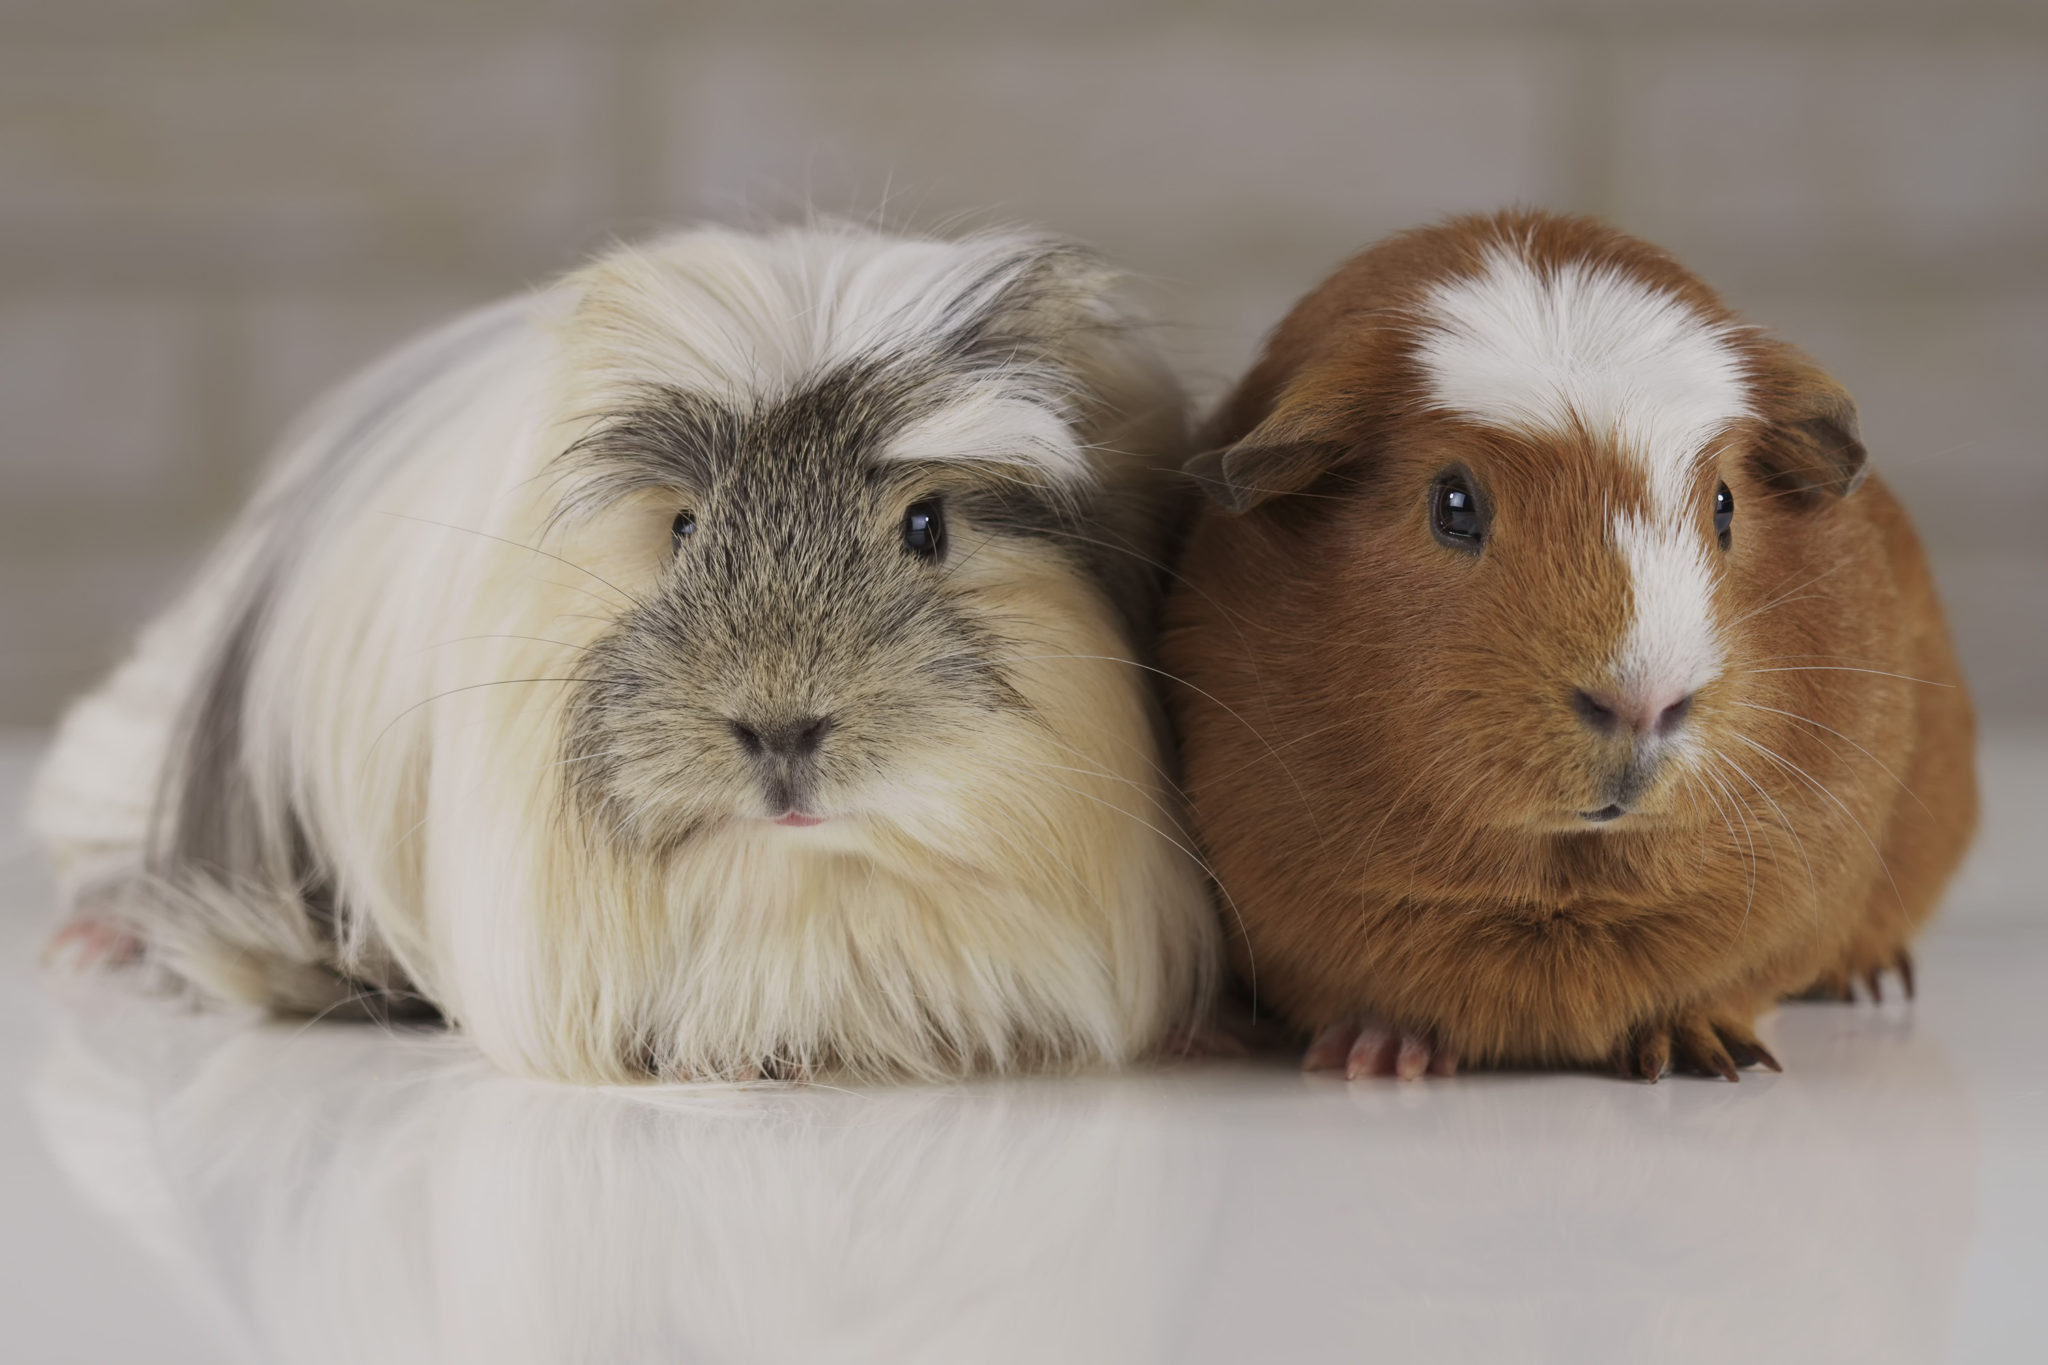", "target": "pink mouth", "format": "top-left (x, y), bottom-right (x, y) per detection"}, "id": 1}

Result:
top-left (773, 812), bottom-right (827, 828)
